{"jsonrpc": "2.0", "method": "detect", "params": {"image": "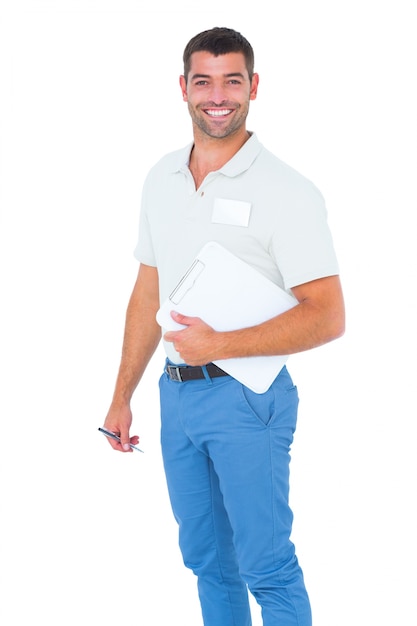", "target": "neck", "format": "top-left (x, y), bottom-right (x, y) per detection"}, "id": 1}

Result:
top-left (189, 128), bottom-right (250, 189)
